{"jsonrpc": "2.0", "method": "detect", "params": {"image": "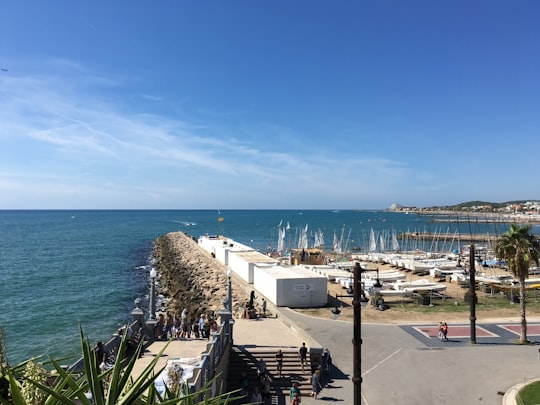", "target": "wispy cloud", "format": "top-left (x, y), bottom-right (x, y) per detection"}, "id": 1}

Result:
top-left (0, 61), bottom-right (417, 209)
